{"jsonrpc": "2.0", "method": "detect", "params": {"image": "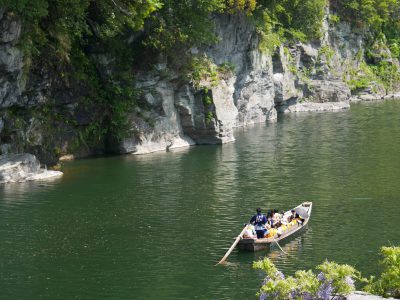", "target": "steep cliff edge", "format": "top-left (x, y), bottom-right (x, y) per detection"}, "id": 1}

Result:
top-left (119, 10), bottom-right (399, 154)
top-left (0, 7), bottom-right (399, 166)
